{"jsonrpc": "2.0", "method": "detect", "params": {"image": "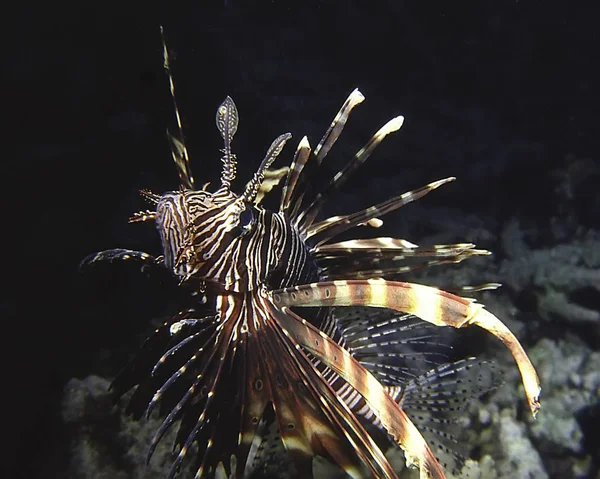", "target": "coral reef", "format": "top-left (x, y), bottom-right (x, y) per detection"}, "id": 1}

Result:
top-left (62, 376), bottom-right (196, 479)
top-left (500, 220), bottom-right (600, 325)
